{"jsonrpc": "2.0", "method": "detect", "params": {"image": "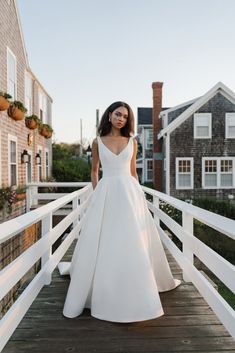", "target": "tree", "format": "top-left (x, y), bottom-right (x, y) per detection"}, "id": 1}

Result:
top-left (52, 143), bottom-right (91, 183)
